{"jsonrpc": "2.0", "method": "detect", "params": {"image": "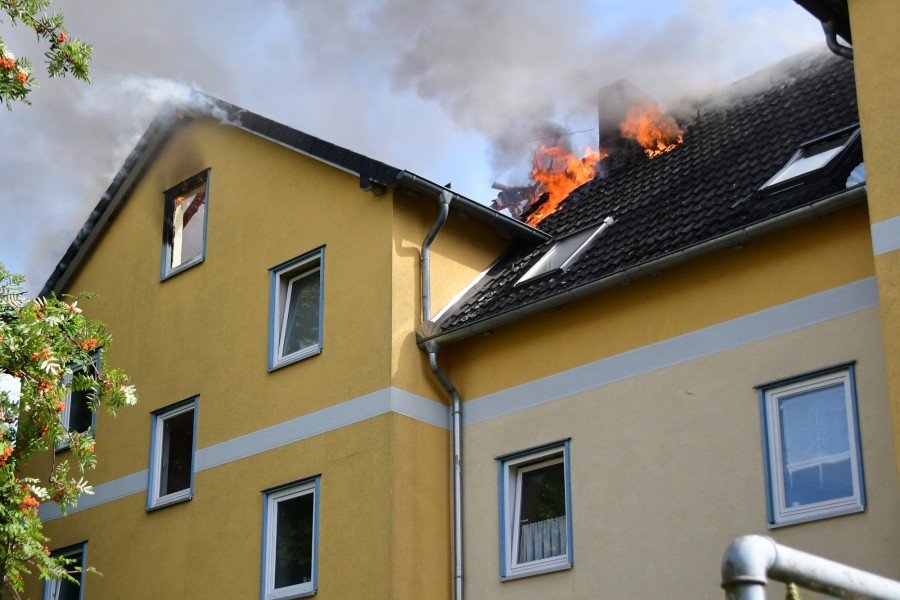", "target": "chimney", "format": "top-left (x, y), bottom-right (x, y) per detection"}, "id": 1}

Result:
top-left (597, 79), bottom-right (657, 153)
